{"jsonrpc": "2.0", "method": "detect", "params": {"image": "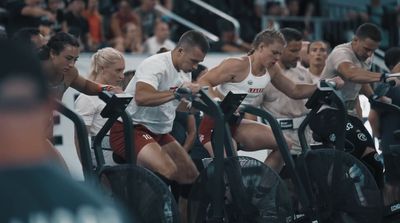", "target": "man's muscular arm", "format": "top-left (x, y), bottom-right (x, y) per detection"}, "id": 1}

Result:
top-left (270, 64), bottom-right (317, 99)
top-left (337, 62), bottom-right (381, 83)
top-left (135, 82), bottom-right (176, 106)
